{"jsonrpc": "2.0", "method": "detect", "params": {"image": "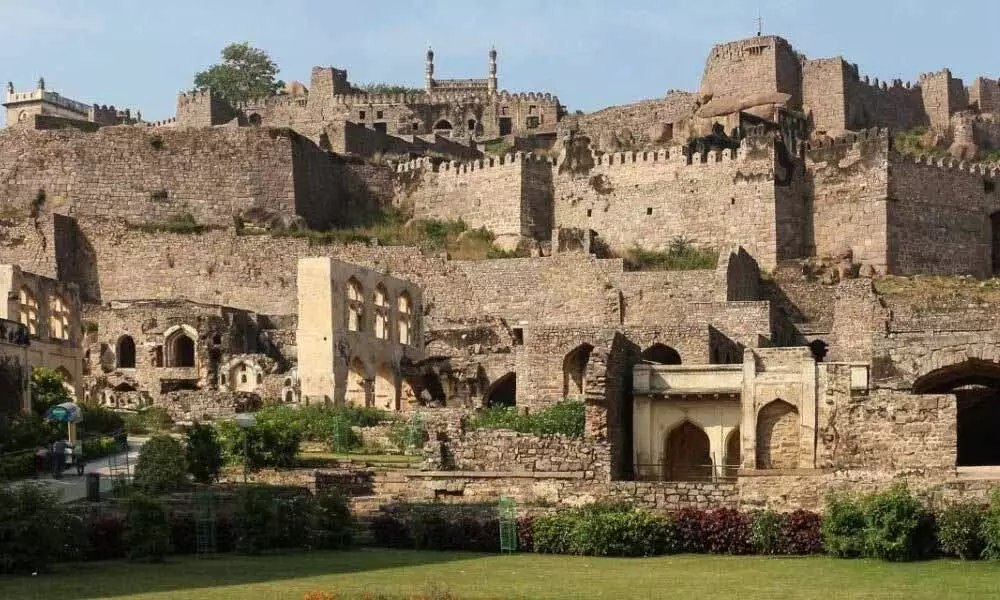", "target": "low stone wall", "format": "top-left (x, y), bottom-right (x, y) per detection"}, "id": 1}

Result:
top-left (159, 390), bottom-right (262, 422)
top-left (423, 429), bottom-right (612, 479)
